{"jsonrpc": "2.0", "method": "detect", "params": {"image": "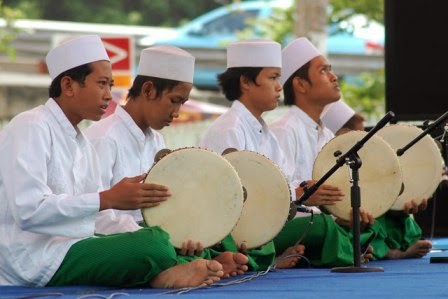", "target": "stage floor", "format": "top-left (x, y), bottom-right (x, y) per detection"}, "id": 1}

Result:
top-left (2, 238), bottom-right (448, 299)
